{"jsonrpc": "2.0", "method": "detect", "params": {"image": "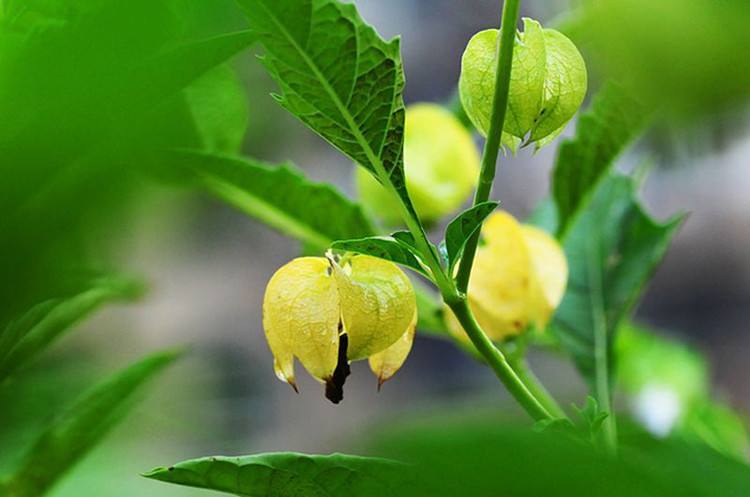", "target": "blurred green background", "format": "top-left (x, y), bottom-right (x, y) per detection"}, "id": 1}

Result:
top-left (1, 0), bottom-right (749, 495)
